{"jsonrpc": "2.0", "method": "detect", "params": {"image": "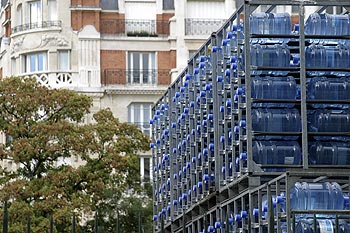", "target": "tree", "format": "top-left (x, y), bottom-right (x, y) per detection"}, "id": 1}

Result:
top-left (0, 77), bottom-right (150, 232)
